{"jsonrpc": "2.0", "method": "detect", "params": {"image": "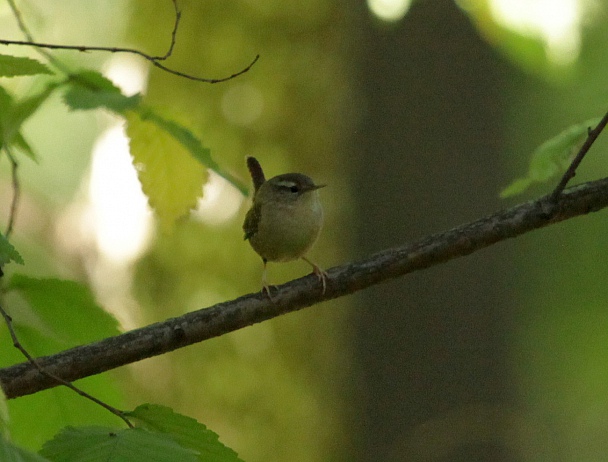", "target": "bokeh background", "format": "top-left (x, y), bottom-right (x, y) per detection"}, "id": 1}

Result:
top-left (2, 0), bottom-right (608, 460)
